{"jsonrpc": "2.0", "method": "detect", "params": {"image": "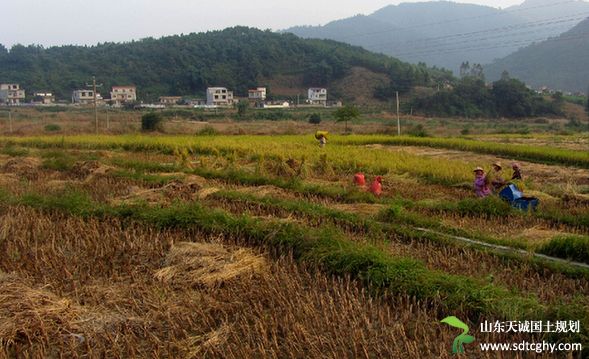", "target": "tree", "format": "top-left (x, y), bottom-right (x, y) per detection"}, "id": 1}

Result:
top-left (141, 112), bottom-right (164, 132)
top-left (237, 100), bottom-right (249, 118)
top-left (491, 78), bottom-right (533, 118)
top-left (459, 62), bottom-right (470, 78)
top-left (308, 113), bottom-right (321, 124)
top-left (334, 105), bottom-right (360, 133)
